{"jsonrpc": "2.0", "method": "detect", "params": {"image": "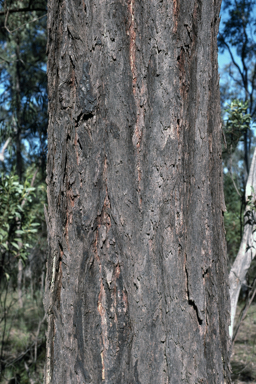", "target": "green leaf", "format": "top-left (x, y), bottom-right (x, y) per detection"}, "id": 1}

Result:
top-left (11, 242), bottom-right (20, 250)
top-left (15, 230), bottom-right (24, 235)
